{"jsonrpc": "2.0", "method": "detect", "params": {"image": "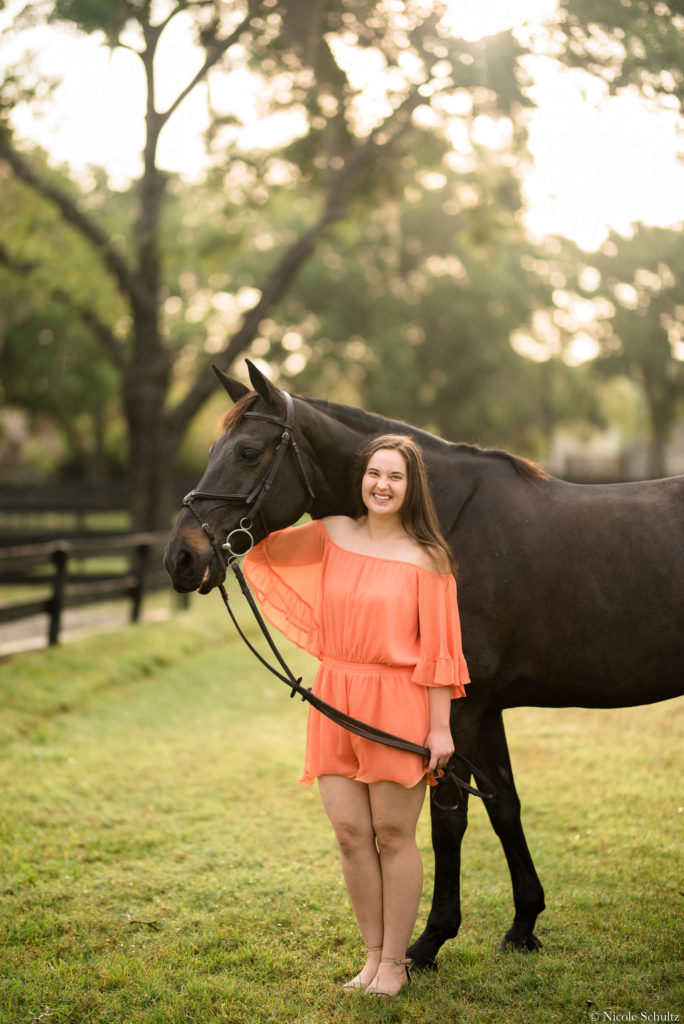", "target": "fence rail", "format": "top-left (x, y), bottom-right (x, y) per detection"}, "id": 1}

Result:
top-left (0, 531), bottom-right (178, 648)
top-left (0, 481), bottom-right (128, 511)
